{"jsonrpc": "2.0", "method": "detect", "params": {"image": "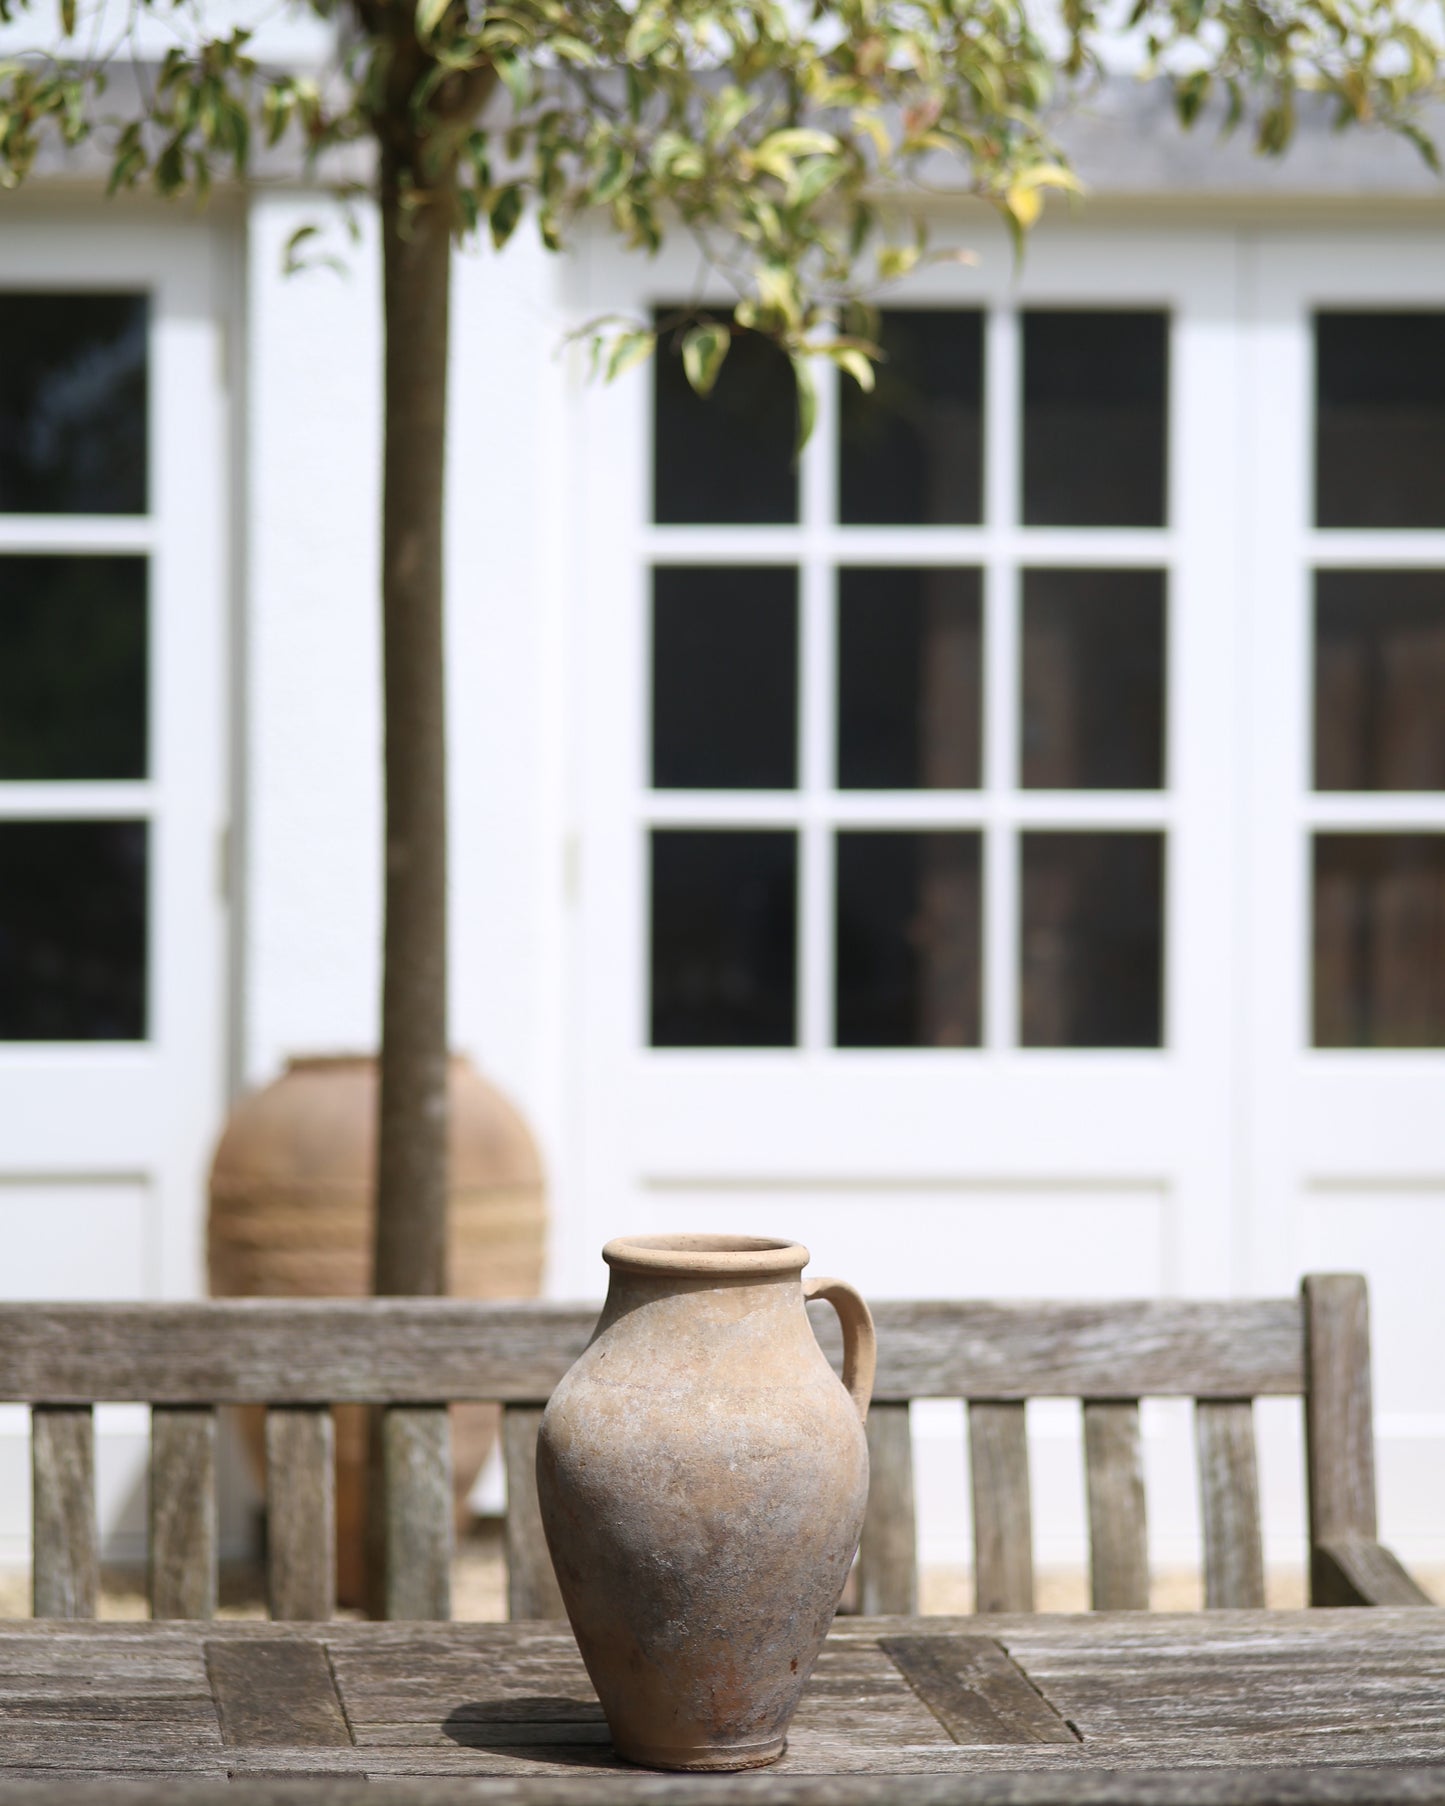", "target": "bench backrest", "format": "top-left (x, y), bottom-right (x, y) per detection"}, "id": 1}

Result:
top-left (15, 1298), bottom-right (594, 1621)
top-left (849, 1274), bottom-right (1388, 1612)
top-left (3, 1274), bottom-right (1412, 1619)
